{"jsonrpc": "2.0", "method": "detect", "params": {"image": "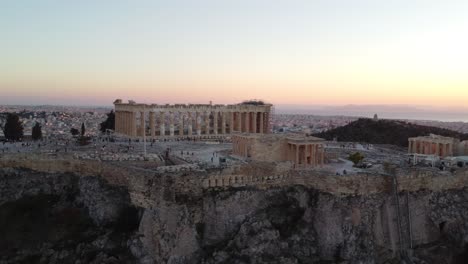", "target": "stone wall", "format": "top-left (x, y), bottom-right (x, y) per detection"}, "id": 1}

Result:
top-left (204, 165), bottom-right (468, 196)
top-left (2, 156), bottom-right (468, 203)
